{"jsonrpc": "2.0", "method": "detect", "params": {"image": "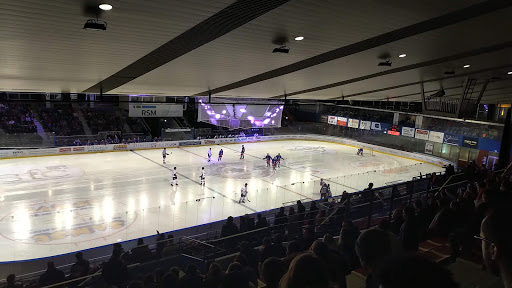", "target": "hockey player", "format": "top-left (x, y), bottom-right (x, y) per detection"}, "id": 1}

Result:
top-left (263, 153), bottom-right (272, 167)
top-left (207, 148), bottom-right (212, 162)
top-left (240, 145), bottom-right (245, 159)
top-left (199, 167), bottom-right (205, 185)
top-left (357, 148), bottom-right (364, 156)
top-left (271, 157), bottom-right (278, 172)
top-left (218, 149), bottom-right (224, 162)
top-left (275, 153), bottom-right (285, 168)
top-left (239, 183), bottom-right (248, 203)
top-left (162, 148), bottom-right (170, 164)
top-left (171, 167), bottom-right (178, 186)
